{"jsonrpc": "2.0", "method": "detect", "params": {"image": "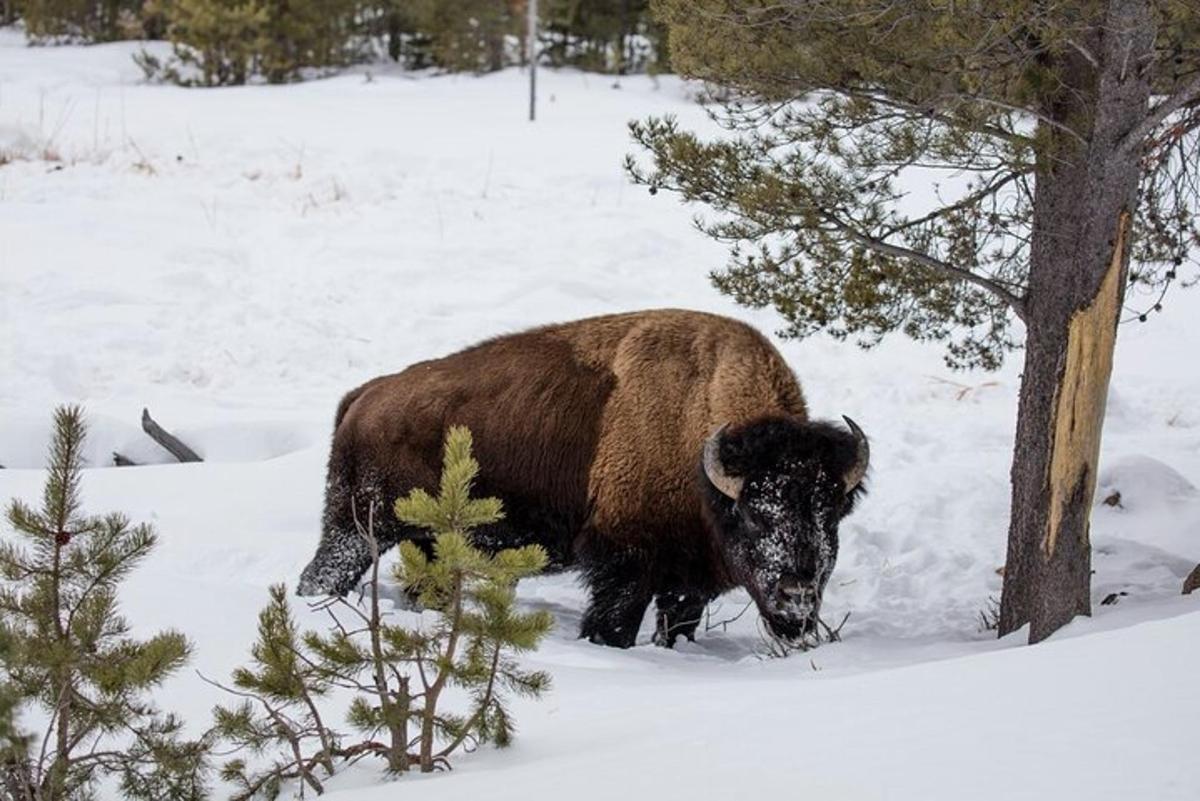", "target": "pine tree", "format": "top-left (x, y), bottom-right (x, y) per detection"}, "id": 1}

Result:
top-left (628, 0), bottom-right (1200, 643)
top-left (391, 427), bottom-right (553, 768)
top-left (209, 584), bottom-right (337, 801)
top-left (20, 0), bottom-right (147, 42)
top-left (213, 426), bottom-right (552, 792)
top-left (0, 624), bottom-right (29, 801)
top-left (305, 425), bottom-right (552, 774)
top-left (405, 0), bottom-right (521, 73)
top-left (0, 406), bottom-right (208, 801)
top-left (137, 0), bottom-right (362, 86)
